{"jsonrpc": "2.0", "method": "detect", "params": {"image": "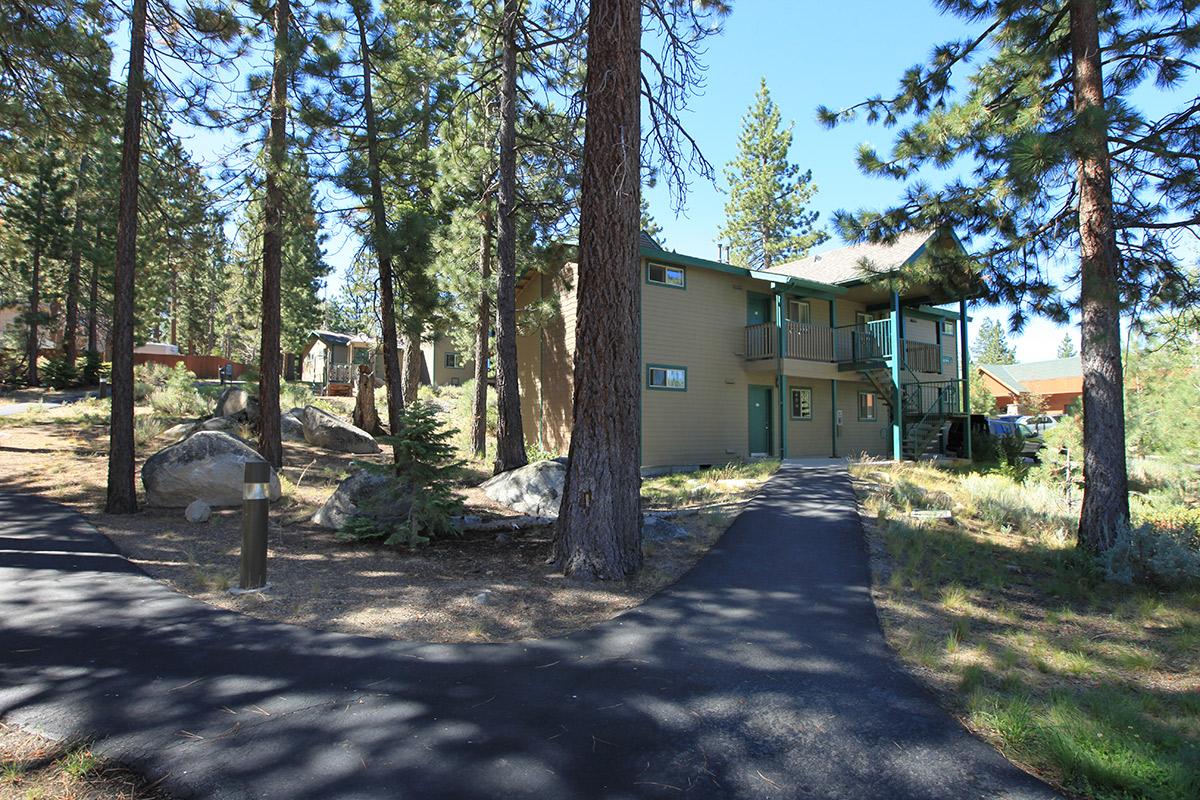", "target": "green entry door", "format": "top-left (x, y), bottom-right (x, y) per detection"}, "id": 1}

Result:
top-left (746, 292), bottom-right (771, 325)
top-left (748, 385), bottom-right (772, 455)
